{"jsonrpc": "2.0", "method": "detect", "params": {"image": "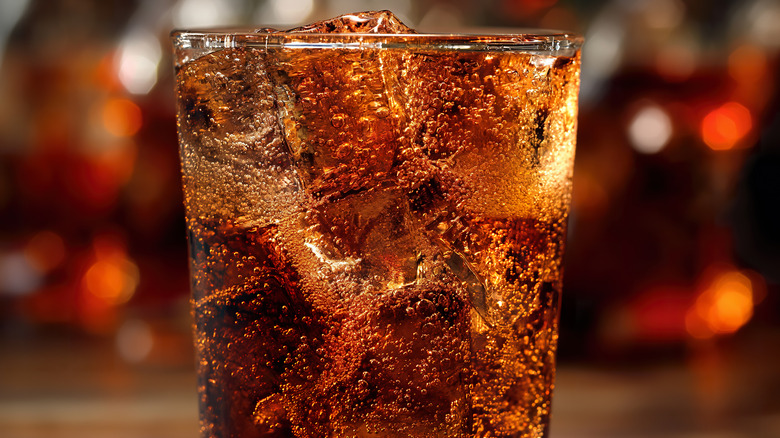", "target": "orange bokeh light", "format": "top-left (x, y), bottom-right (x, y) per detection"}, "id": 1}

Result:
top-left (102, 98), bottom-right (142, 137)
top-left (686, 270), bottom-right (755, 339)
top-left (81, 235), bottom-right (139, 306)
top-left (701, 102), bottom-right (752, 150)
top-left (728, 44), bottom-right (767, 84)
